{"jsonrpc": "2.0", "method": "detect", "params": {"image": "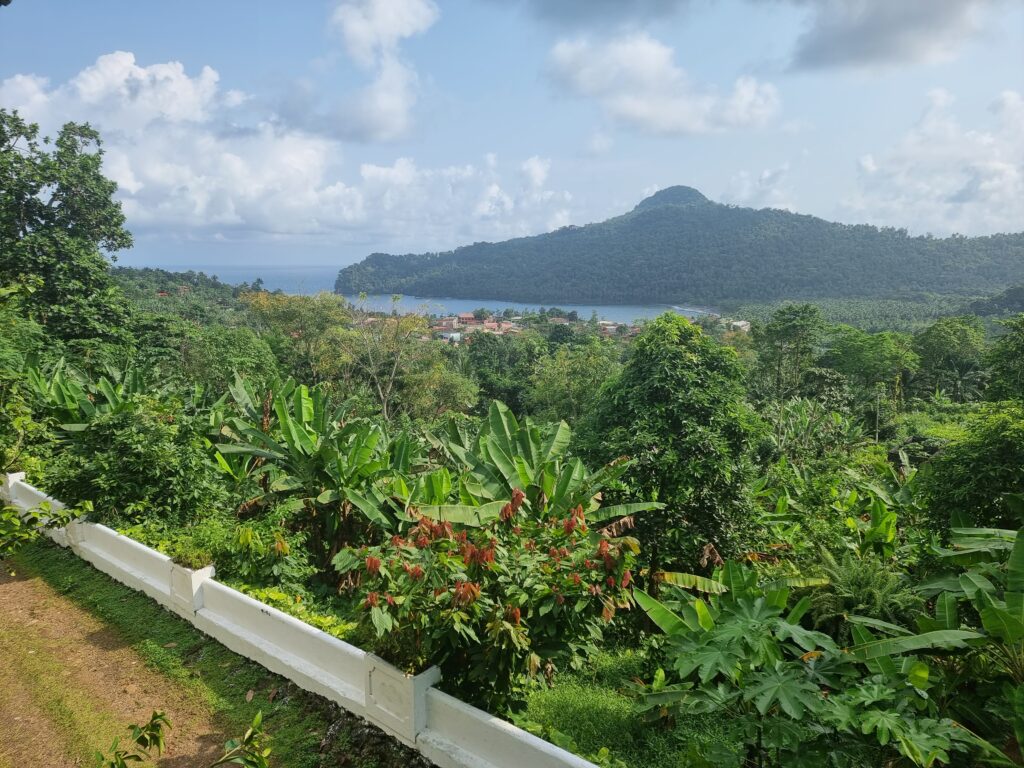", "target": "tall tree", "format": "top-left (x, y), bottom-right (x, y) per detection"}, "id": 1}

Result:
top-left (464, 331), bottom-right (545, 415)
top-left (753, 304), bottom-right (826, 400)
top-left (0, 110), bottom-right (133, 340)
top-left (987, 314), bottom-right (1024, 402)
top-left (913, 315), bottom-right (987, 401)
top-left (332, 299), bottom-right (436, 421)
top-left (241, 291), bottom-right (350, 383)
top-left (526, 339), bottom-right (621, 423)
top-left (580, 313), bottom-right (759, 569)
top-left (821, 325), bottom-right (918, 433)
